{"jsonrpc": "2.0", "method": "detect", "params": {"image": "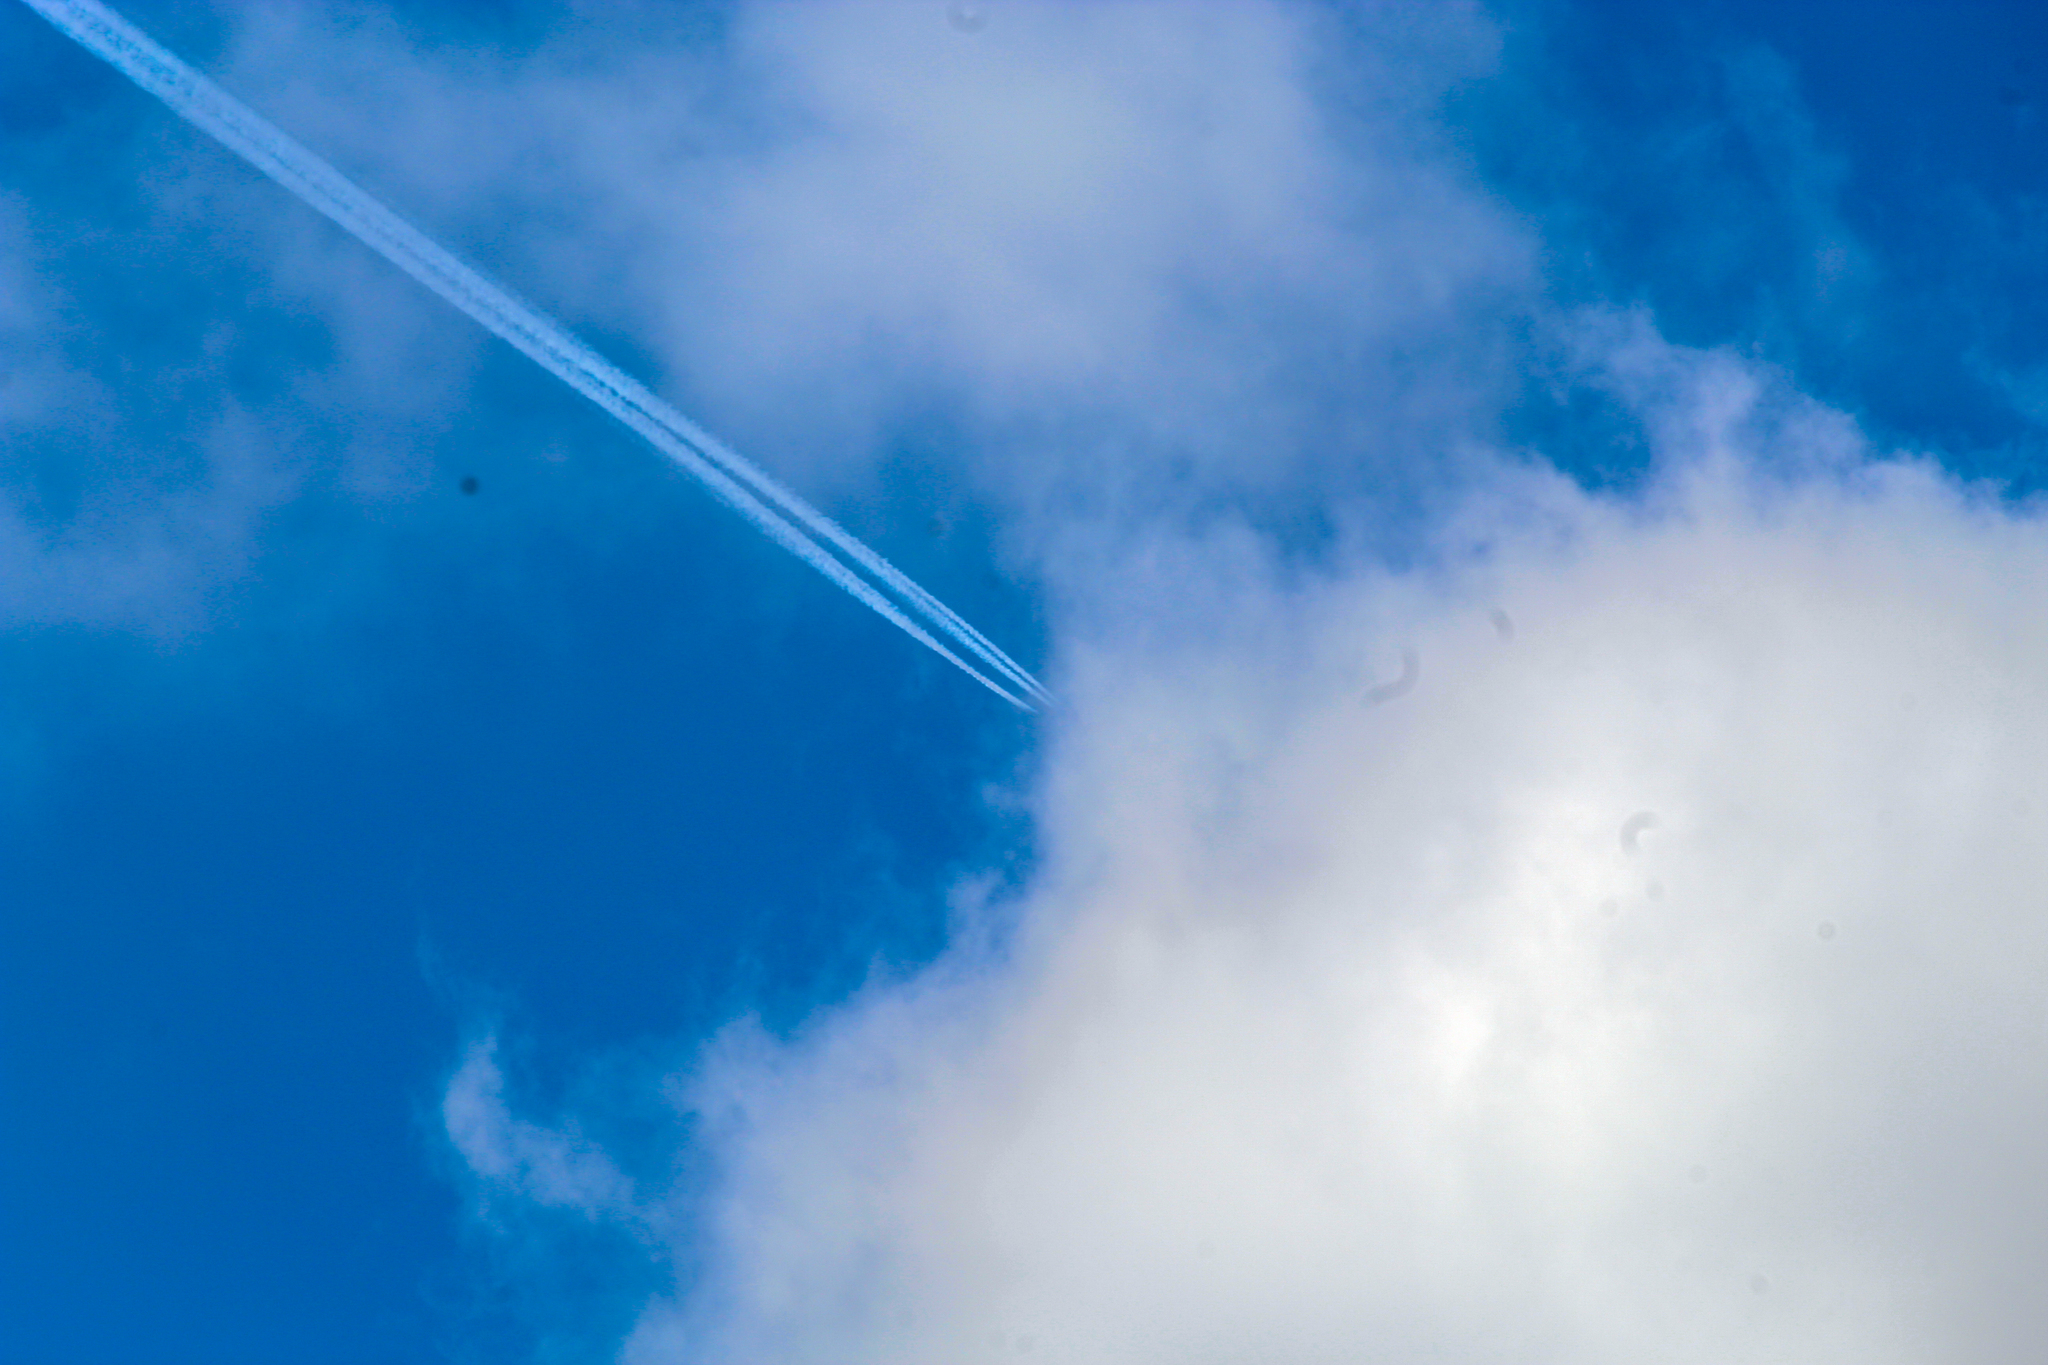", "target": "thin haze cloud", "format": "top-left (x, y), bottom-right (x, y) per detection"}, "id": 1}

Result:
top-left (17, 0), bottom-right (1047, 711)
